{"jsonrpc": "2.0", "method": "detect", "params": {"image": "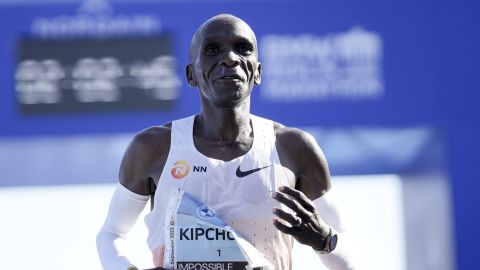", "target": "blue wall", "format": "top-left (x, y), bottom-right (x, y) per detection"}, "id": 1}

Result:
top-left (0, 0), bottom-right (479, 268)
